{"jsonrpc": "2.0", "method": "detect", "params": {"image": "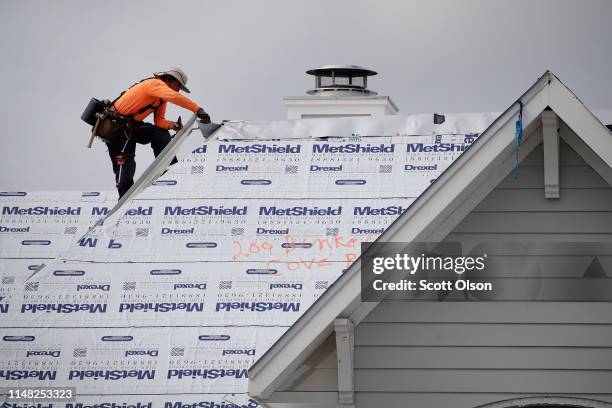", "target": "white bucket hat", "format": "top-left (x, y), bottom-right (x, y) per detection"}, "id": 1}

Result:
top-left (154, 67), bottom-right (191, 93)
